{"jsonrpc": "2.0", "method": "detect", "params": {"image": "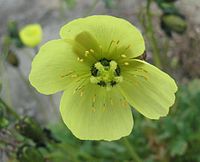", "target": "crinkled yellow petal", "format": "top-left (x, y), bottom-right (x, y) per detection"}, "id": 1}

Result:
top-left (19, 24), bottom-right (42, 48)
top-left (60, 83), bottom-right (133, 141)
top-left (119, 59), bottom-right (177, 119)
top-left (60, 15), bottom-right (145, 58)
top-left (29, 39), bottom-right (90, 95)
